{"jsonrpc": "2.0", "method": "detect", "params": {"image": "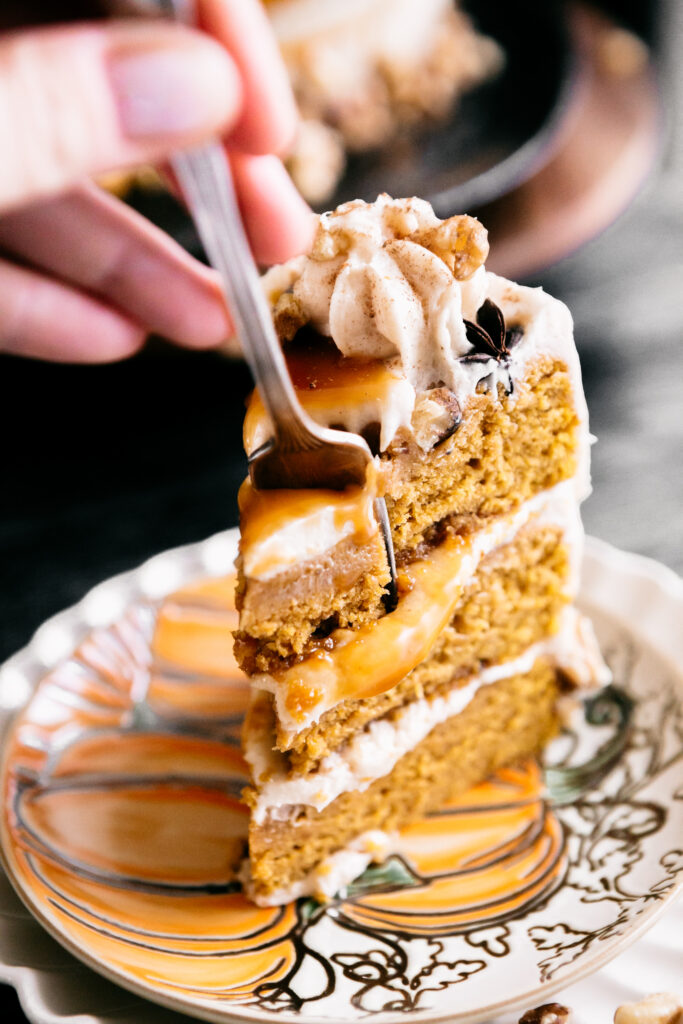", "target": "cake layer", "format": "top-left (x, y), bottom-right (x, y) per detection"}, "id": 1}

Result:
top-left (384, 356), bottom-right (579, 555)
top-left (246, 480), bottom-right (583, 740)
top-left (282, 521), bottom-right (570, 768)
top-left (236, 529), bottom-right (390, 671)
top-left (237, 354), bottom-right (580, 672)
top-left (245, 659), bottom-right (561, 904)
